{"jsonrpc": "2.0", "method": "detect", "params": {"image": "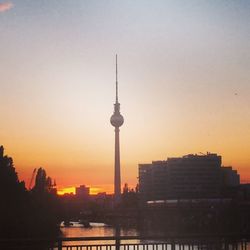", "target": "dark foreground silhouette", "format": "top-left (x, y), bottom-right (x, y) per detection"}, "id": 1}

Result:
top-left (1, 144), bottom-right (250, 241)
top-left (0, 146), bottom-right (61, 238)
